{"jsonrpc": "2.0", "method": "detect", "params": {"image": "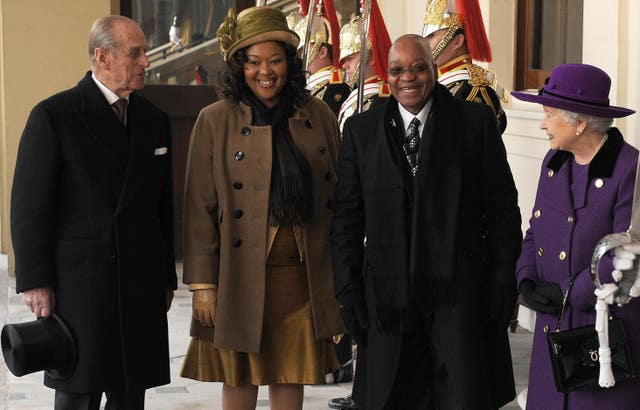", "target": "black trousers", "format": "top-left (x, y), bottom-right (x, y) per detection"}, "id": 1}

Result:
top-left (335, 334), bottom-right (352, 366)
top-left (54, 389), bottom-right (145, 410)
top-left (383, 323), bottom-right (435, 410)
